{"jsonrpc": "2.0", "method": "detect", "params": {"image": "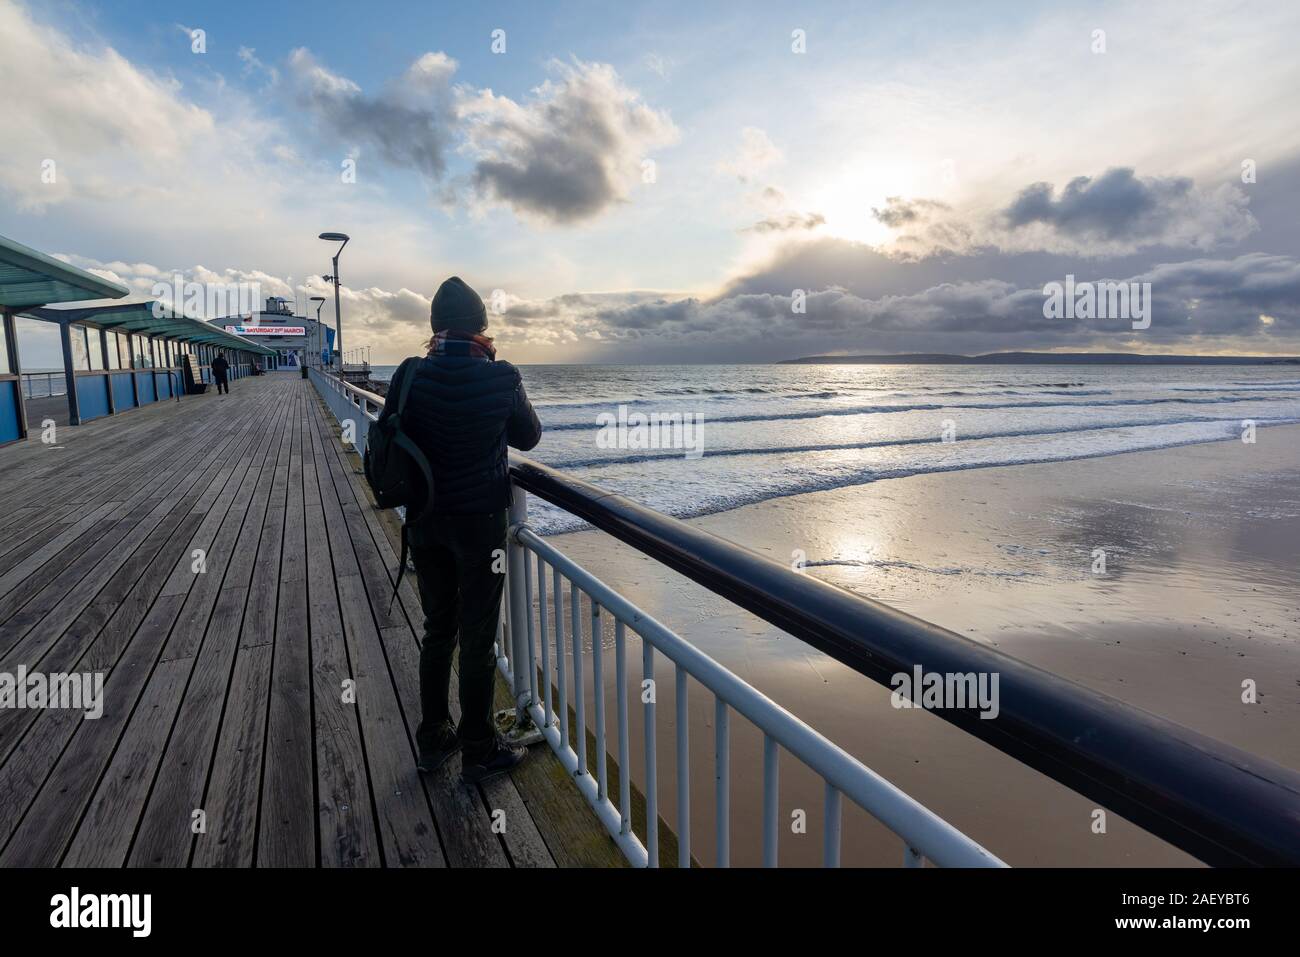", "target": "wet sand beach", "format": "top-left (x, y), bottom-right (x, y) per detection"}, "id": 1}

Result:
top-left (544, 426), bottom-right (1300, 866)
